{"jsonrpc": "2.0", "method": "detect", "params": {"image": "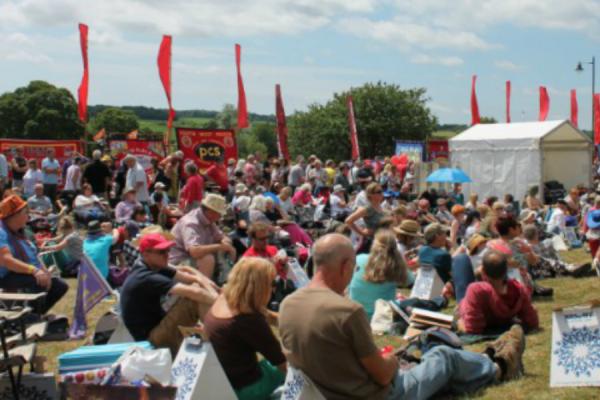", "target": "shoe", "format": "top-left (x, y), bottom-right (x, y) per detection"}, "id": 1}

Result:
top-left (567, 263), bottom-right (591, 278)
top-left (484, 324), bottom-right (526, 381)
top-left (532, 283), bottom-right (553, 297)
top-left (593, 259), bottom-right (600, 277)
